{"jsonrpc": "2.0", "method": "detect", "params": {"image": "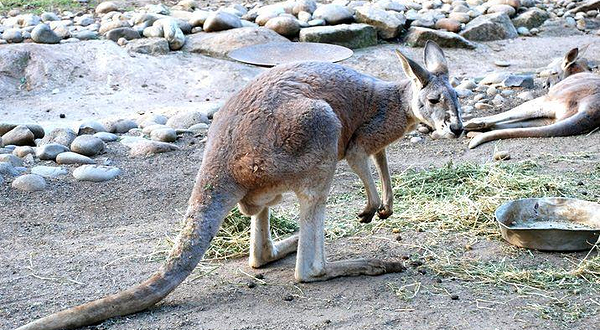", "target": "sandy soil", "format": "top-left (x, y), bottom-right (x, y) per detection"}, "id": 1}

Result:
top-left (1, 12), bottom-right (600, 330)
